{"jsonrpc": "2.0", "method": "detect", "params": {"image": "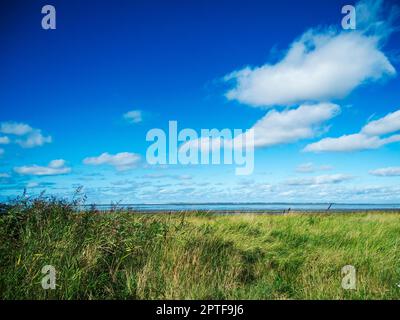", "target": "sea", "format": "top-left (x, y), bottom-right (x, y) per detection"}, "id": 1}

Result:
top-left (82, 203), bottom-right (400, 213)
